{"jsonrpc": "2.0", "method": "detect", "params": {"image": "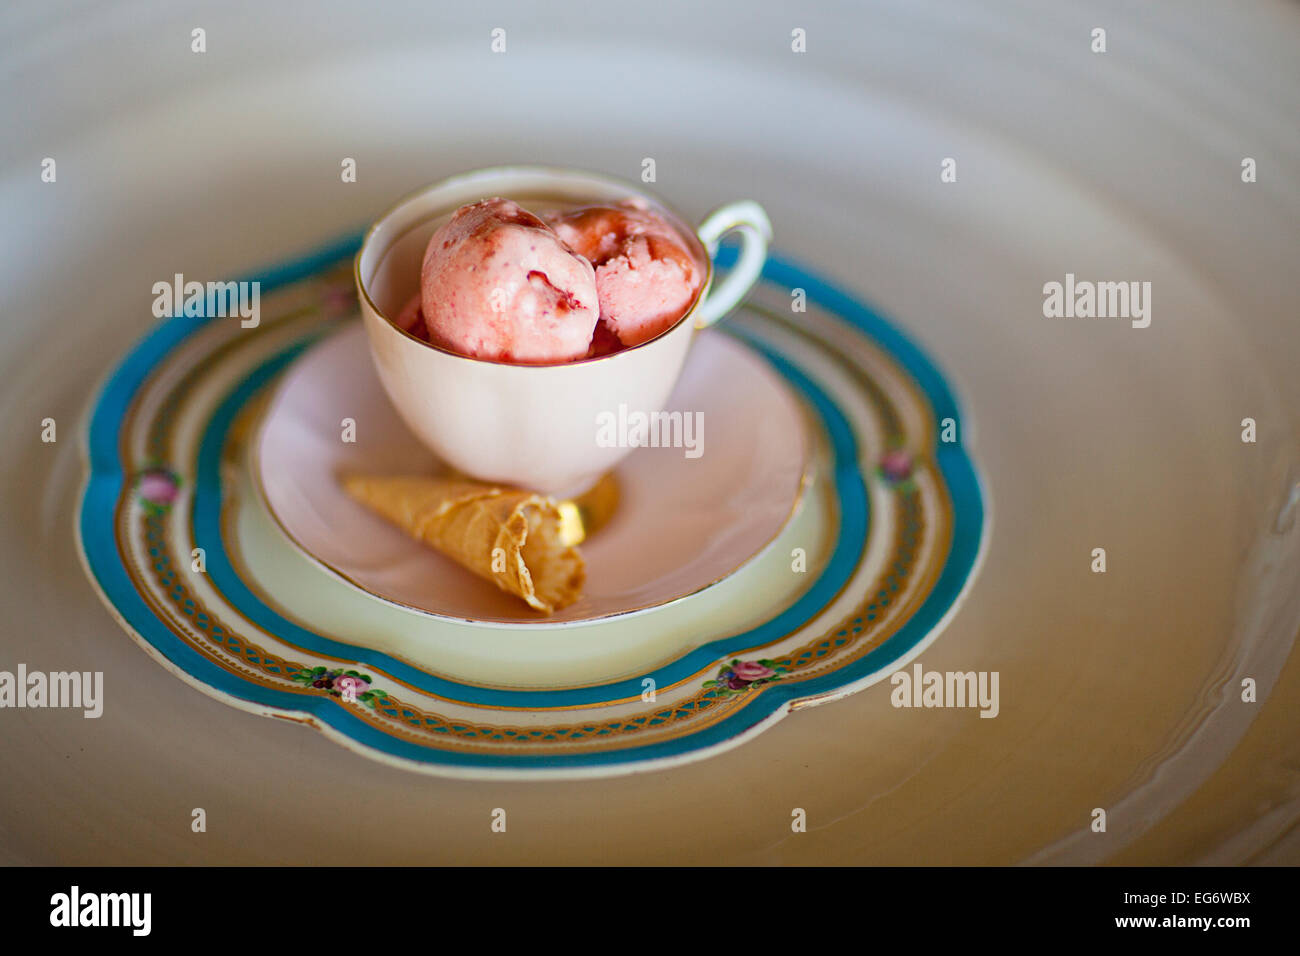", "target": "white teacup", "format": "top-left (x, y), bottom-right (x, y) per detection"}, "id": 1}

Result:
top-left (354, 166), bottom-right (771, 496)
